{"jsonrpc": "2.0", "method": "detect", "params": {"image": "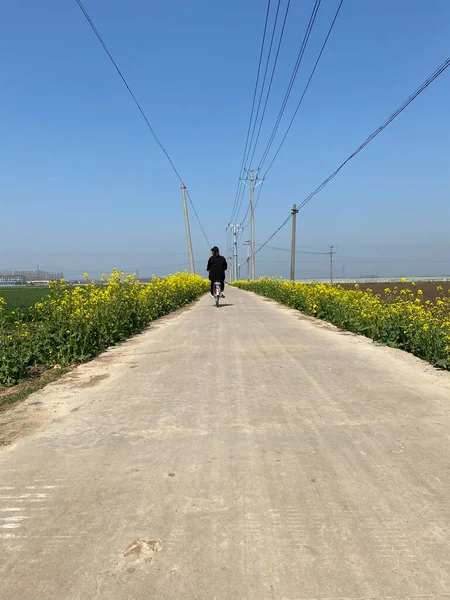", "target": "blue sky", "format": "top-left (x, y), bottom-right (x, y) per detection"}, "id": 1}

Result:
top-left (1, 0), bottom-right (450, 279)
